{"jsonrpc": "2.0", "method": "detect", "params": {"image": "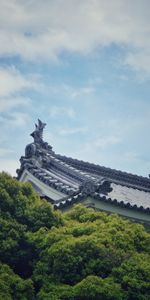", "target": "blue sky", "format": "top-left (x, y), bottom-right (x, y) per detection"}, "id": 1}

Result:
top-left (0, 0), bottom-right (150, 177)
